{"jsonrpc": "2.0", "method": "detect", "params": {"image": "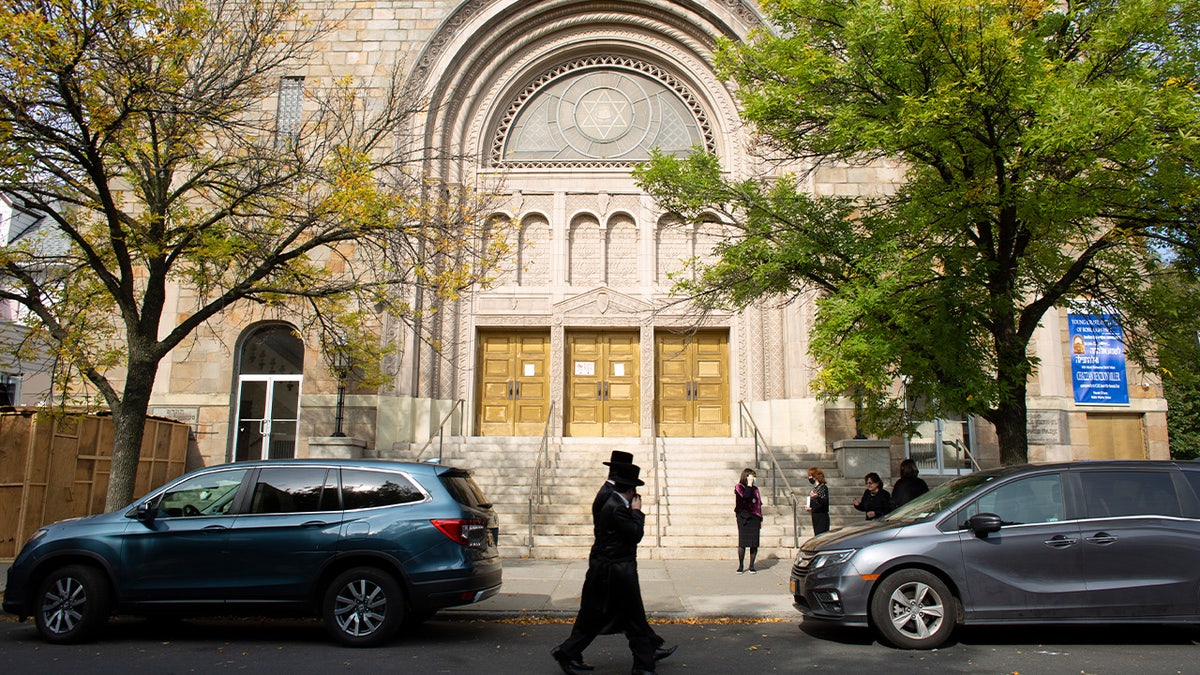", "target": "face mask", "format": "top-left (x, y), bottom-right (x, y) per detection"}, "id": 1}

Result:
top-left (747, 476), bottom-right (755, 485)
top-left (808, 477), bottom-right (815, 485)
